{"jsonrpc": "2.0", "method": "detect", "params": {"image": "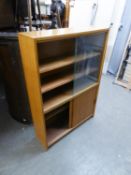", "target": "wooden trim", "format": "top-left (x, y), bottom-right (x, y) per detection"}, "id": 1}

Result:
top-left (19, 27), bottom-right (109, 43)
top-left (18, 35), bottom-right (48, 149)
